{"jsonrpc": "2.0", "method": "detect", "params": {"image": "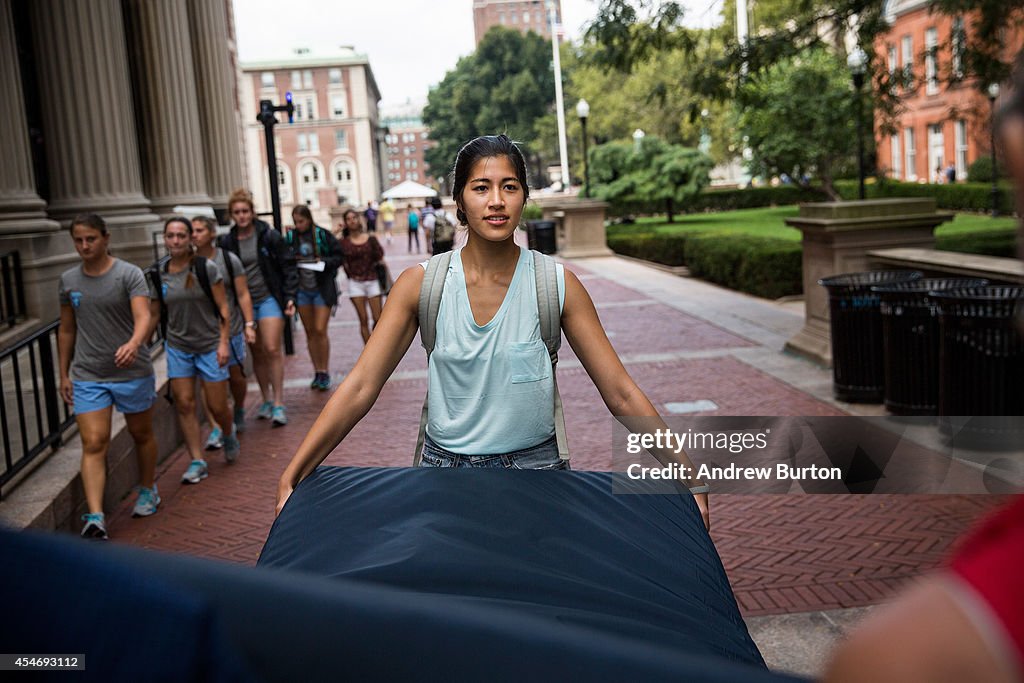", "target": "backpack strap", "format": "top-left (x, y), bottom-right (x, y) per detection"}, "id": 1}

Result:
top-left (192, 256), bottom-right (222, 323)
top-left (532, 250), bottom-right (569, 461)
top-left (148, 256), bottom-right (171, 342)
top-left (413, 251), bottom-right (454, 464)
